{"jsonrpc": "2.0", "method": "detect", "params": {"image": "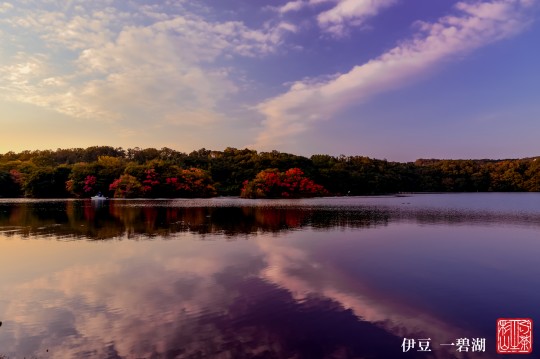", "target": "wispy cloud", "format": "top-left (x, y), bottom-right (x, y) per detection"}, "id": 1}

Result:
top-left (317, 0), bottom-right (399, 36)
top-left (277, 0), bottom-right (307, 14)
top-left (0, 1), bottom-right (295, 132)
top-left (254, 0), bottom-right (537, 150)
top-left (271, 0), bottom-right (396, 35)
top-left (0, 1), bottom-right (12, 13)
